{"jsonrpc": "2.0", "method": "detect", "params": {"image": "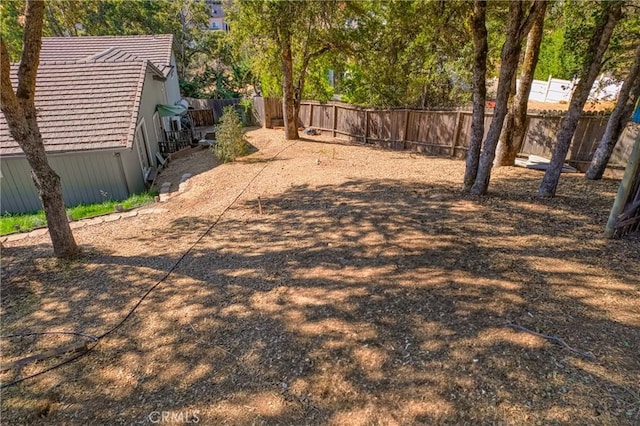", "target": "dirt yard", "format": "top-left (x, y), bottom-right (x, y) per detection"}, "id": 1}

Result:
top-left (1, 128), bottom-right (638, 425)
top-left (527, 100), bottom-right (617, 112)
